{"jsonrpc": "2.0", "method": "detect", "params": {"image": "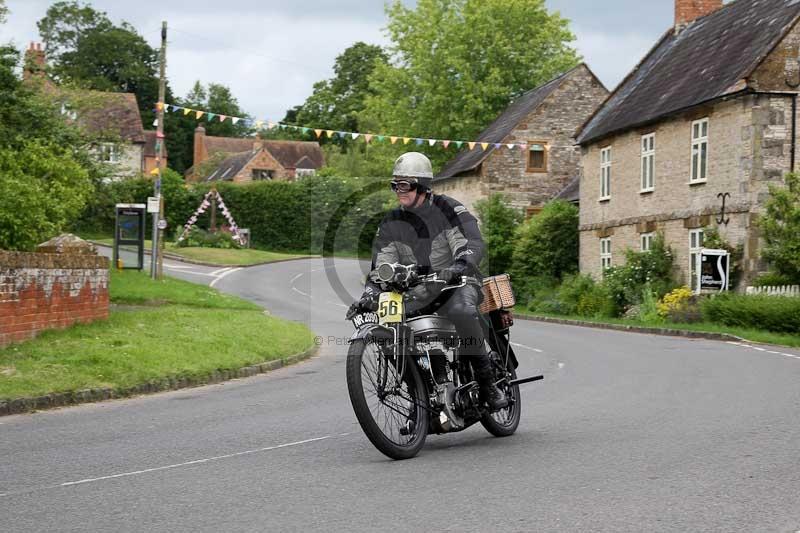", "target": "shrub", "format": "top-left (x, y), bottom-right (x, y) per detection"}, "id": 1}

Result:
top-left (511, 200), bottom-right (578, 283)
top-left (474, 194), bottom-right (523, 276)
top-left (177, 226), bottom-right (240, 249)
top-left (600, 233), bottom-right (676, 314)
top-left (637, 285), bottom-right (663, 323)
top-left (751, 271), bottom-right (795, 288)
top-left (656, 286), bottom-right (700, 323)
top-left (701, 294), bottom-right (800, 333)
top-left (760, 172), bottom-right (800, 284)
